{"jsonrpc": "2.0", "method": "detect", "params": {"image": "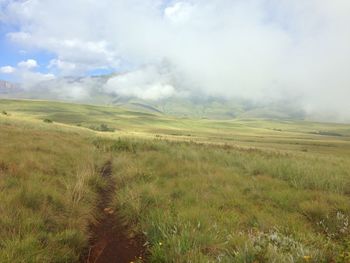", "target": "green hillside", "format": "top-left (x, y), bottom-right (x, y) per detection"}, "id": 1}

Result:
top-left (0, 99), bottom-right (349, 262)
top-left (1, 77), bottom-right (306, 120)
